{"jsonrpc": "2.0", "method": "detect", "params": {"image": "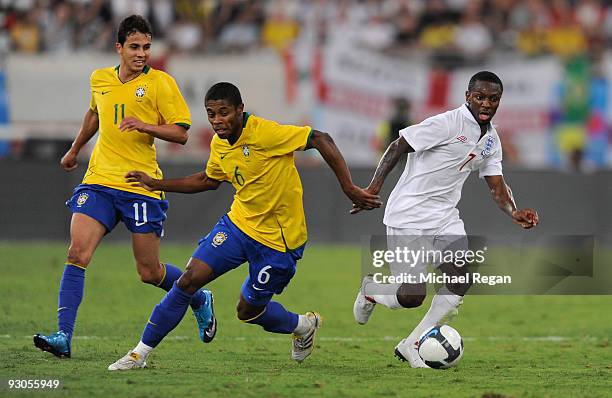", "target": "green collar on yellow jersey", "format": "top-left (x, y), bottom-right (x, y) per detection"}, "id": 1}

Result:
top-left (114, 64), bottom-right (151, 82)
top-left (242, 112), bottom-right (250, 129)
top-left (114, 64), bottom-right (150, 73)
top-left (228, 113), bottom-right (250, 146)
